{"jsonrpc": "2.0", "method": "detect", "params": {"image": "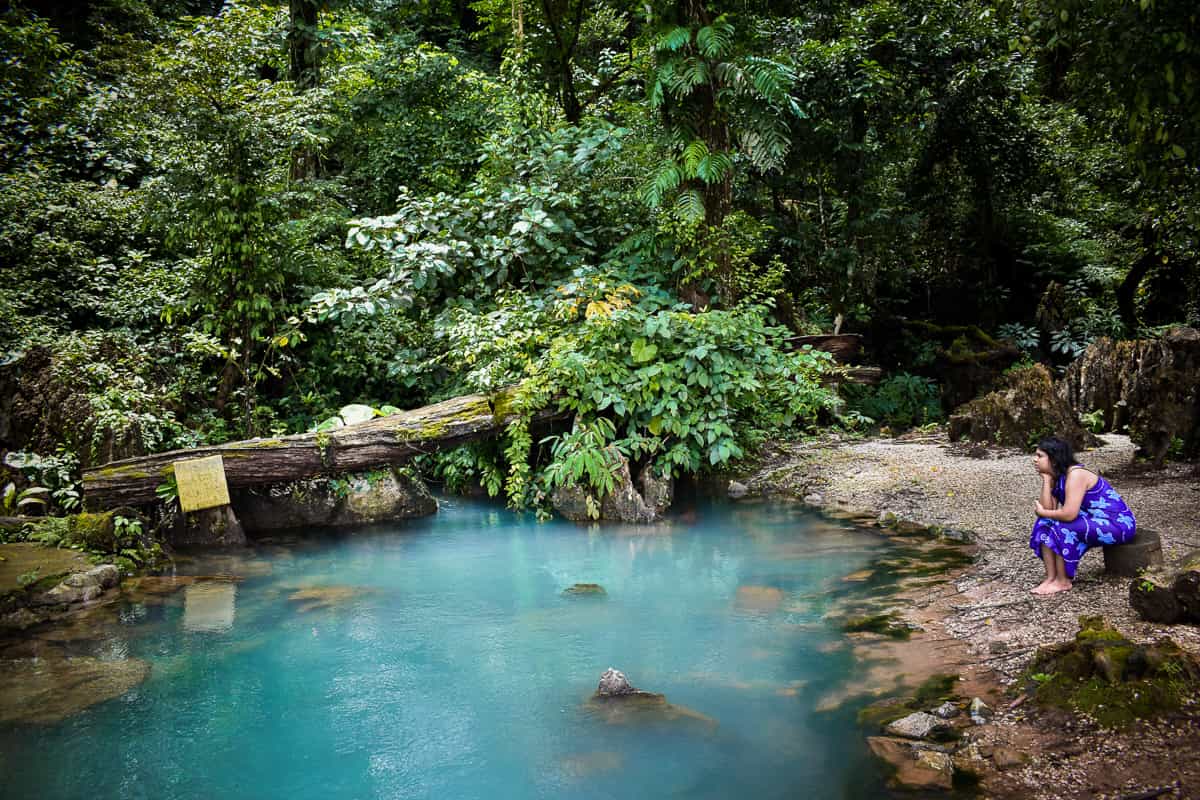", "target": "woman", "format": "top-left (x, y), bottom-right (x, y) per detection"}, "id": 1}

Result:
top-left (1029, 435), bottom-right (1136, 594)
